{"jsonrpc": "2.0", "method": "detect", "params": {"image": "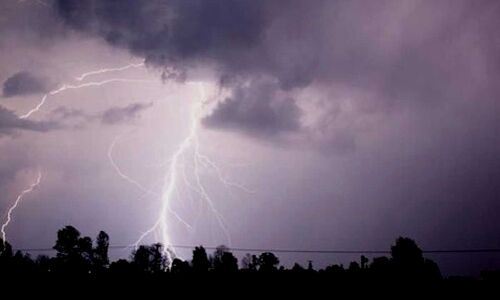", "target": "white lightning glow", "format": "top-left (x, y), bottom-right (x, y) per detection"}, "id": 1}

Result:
top-left (1, 171), bottom-right (42, 244)
top-left (10, 61), bottom-right (250, 263)
top-left (75, 62), bottom-right (145, 81)
top-left (20, 78), bottom-right (154, 119)
top-left (132, 84), bottom-right (206, 258)
top-left (131, 82), bottom-right (246, 263)
top-left (107, 131), bottom-right (193, 231)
